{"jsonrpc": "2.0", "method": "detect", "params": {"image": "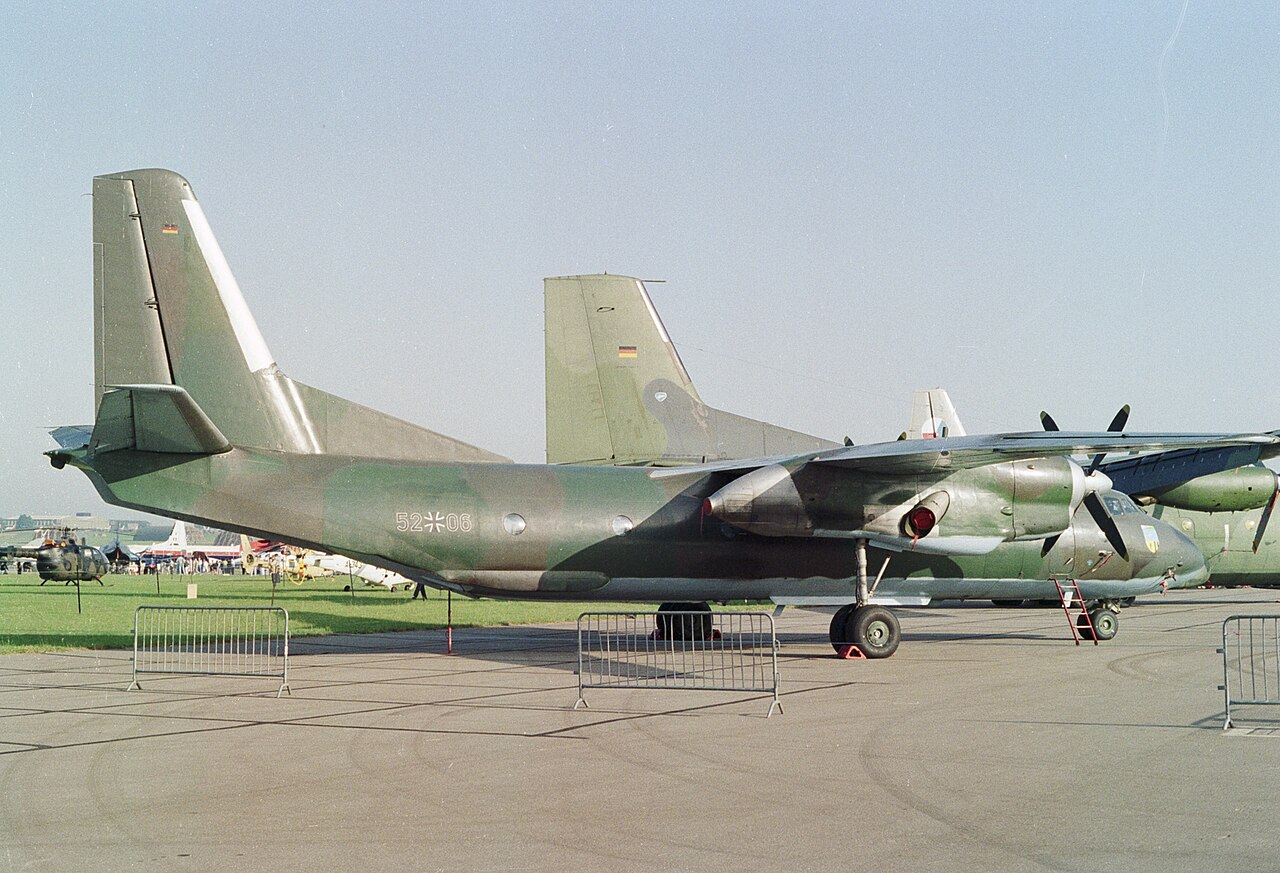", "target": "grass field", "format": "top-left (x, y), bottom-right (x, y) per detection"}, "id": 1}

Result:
top-left (0, 572), bottom-right (657, 654)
